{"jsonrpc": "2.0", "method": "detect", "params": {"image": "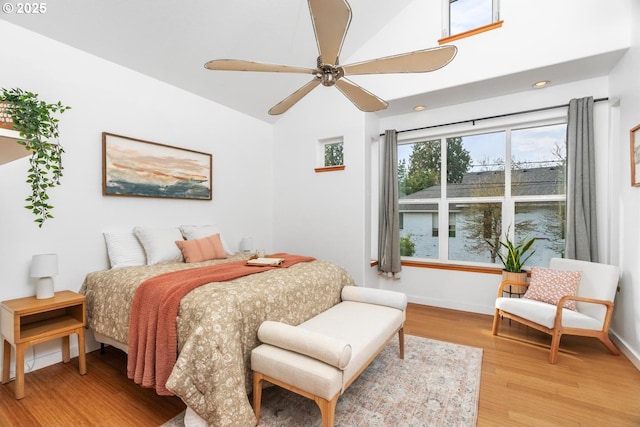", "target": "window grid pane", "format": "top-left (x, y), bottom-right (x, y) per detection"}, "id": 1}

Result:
top-left (515, 201), bottom-right (566, 267)
top-left (447, 132), bottom-right (505, 198)
top-left (398, 203), bottom-right (439, 259)
top-left (511, 124), bottom-right (567, 196)
top-left (450, 202), bottom-right (501, 263)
